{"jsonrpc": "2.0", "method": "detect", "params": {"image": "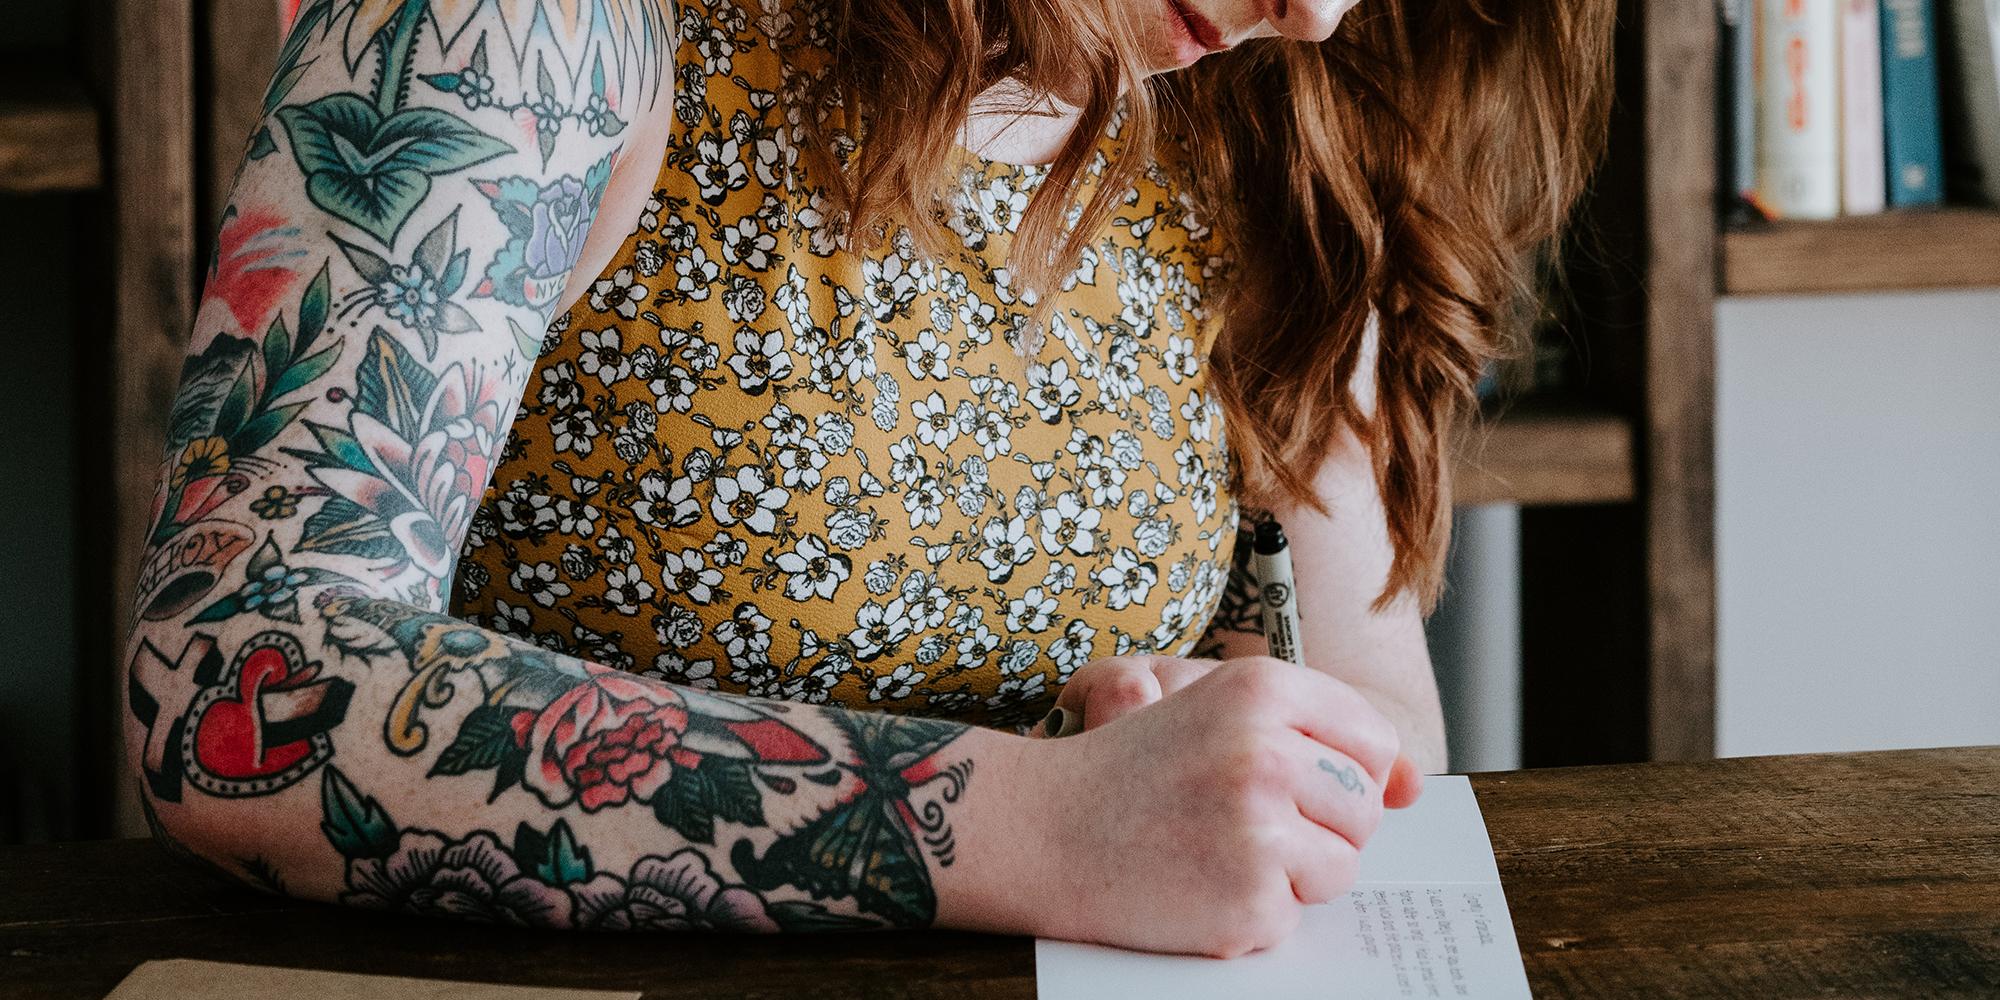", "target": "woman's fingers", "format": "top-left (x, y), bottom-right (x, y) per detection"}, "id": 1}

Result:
top-left (1383, 753), bottom-right (1425, 810)
top-left (1038, 655), bottom-right (1224, 736)
top-left (1281, 734), bottom-right (1387, 852)
top-left (1281, 819), bottom-right (1364, 906)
